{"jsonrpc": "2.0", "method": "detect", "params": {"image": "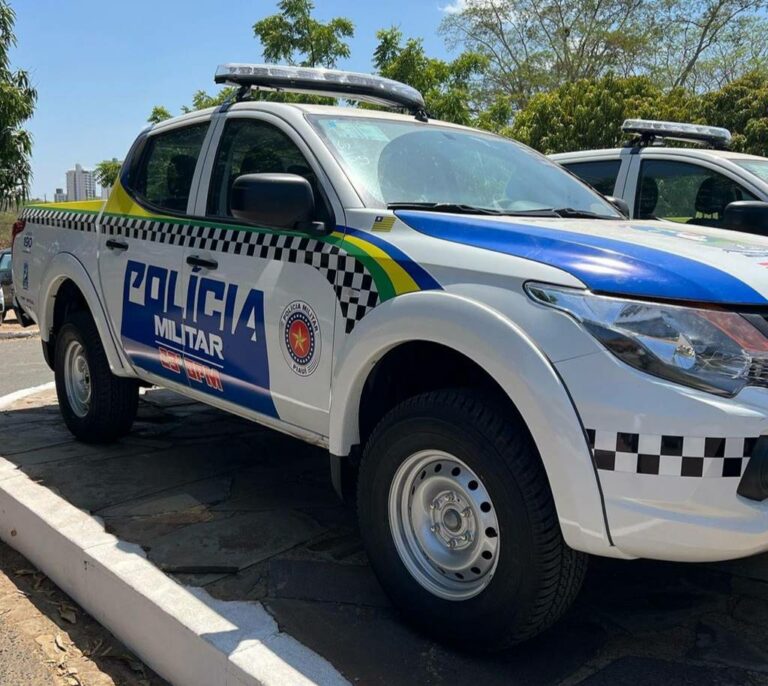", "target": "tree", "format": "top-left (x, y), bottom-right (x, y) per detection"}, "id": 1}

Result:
top-left (253, 0), bottom-right (354, 68)
top-left (94, 158), bottom-right (122, 189)
top-left (509, 75), bottom-right (699, 153)
top-left (147, 106), bottom-right (172, 124)
top-left (0, 1), bottom-right (36, 208)
top-left (373, 27), bottom-right (487, 124)
top-left (441, 0), bottom-right (655, 109)
top-left (441, 0), bottom-right (768, 109)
